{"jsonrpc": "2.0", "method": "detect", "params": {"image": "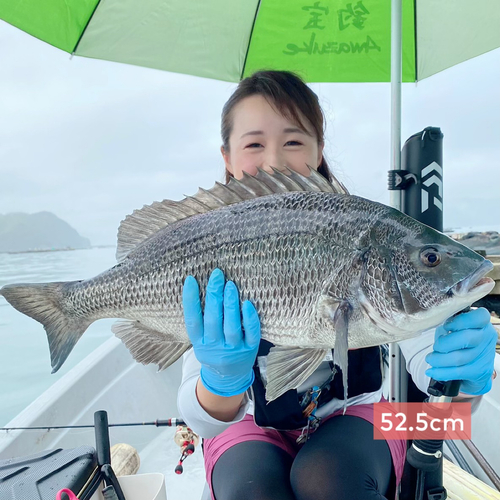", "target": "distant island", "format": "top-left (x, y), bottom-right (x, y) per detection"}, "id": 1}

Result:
top-left (0, 212), bottom-right (91, 253)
